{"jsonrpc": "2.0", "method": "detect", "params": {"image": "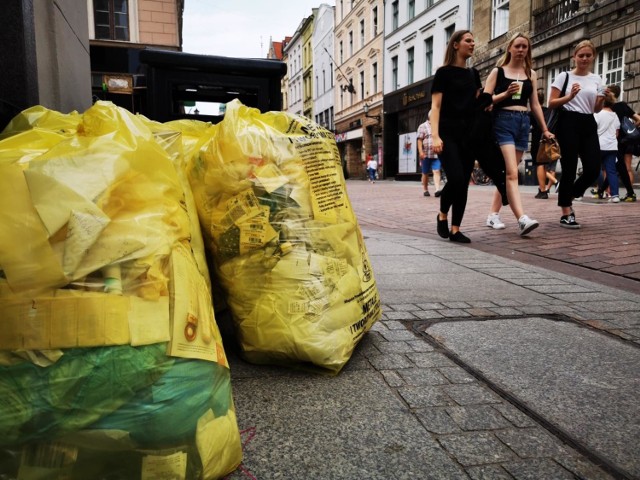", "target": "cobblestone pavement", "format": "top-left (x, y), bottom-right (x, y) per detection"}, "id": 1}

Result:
top-left (225, 227), bottom-right (640, 479)
top-left (346, 180), bottom-right (640, 292)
